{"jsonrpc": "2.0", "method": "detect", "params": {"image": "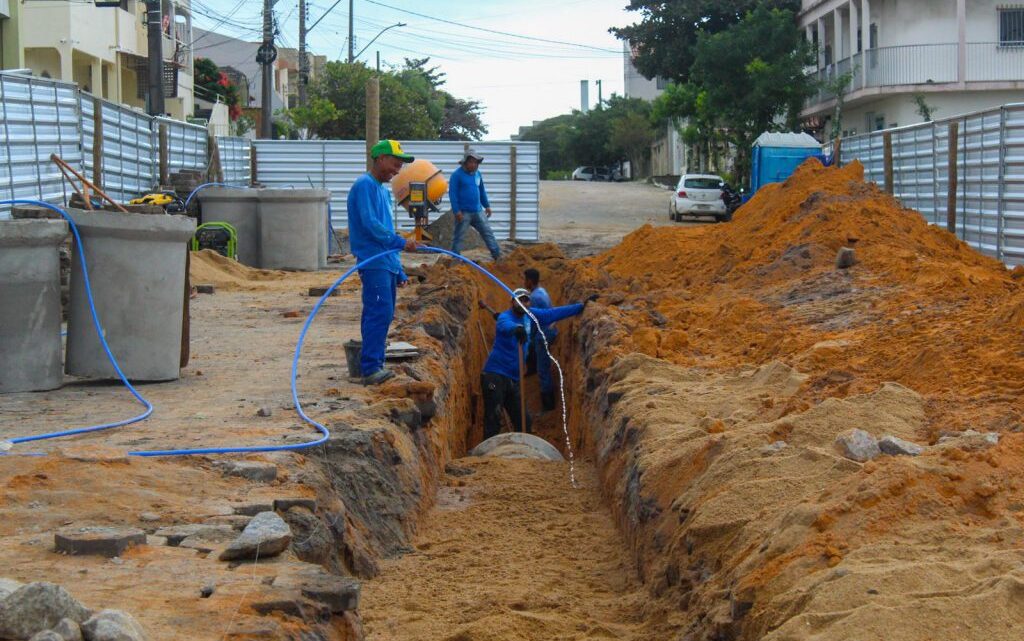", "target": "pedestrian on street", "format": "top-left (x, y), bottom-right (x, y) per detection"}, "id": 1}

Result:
top-left (450, 147), bottom-right (502, 260)
top-left (347, 139), bottom-right (419, 385)
top-left (523, 268), bottom-right (559, 412)
top-left (480, 288), bottom-right (596, 440)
